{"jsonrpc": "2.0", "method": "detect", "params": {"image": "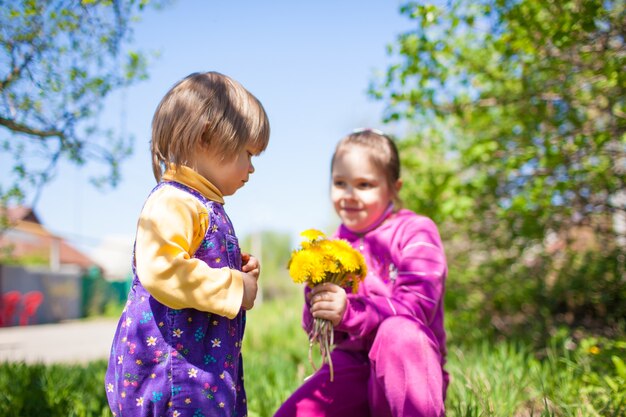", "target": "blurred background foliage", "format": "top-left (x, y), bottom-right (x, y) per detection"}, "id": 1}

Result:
top-left (0, 0), bottom-right (163, 207)
top-left (241, 230), bottom-right (296, 301)
top-left (369, 0), bottom-right (625, 343)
